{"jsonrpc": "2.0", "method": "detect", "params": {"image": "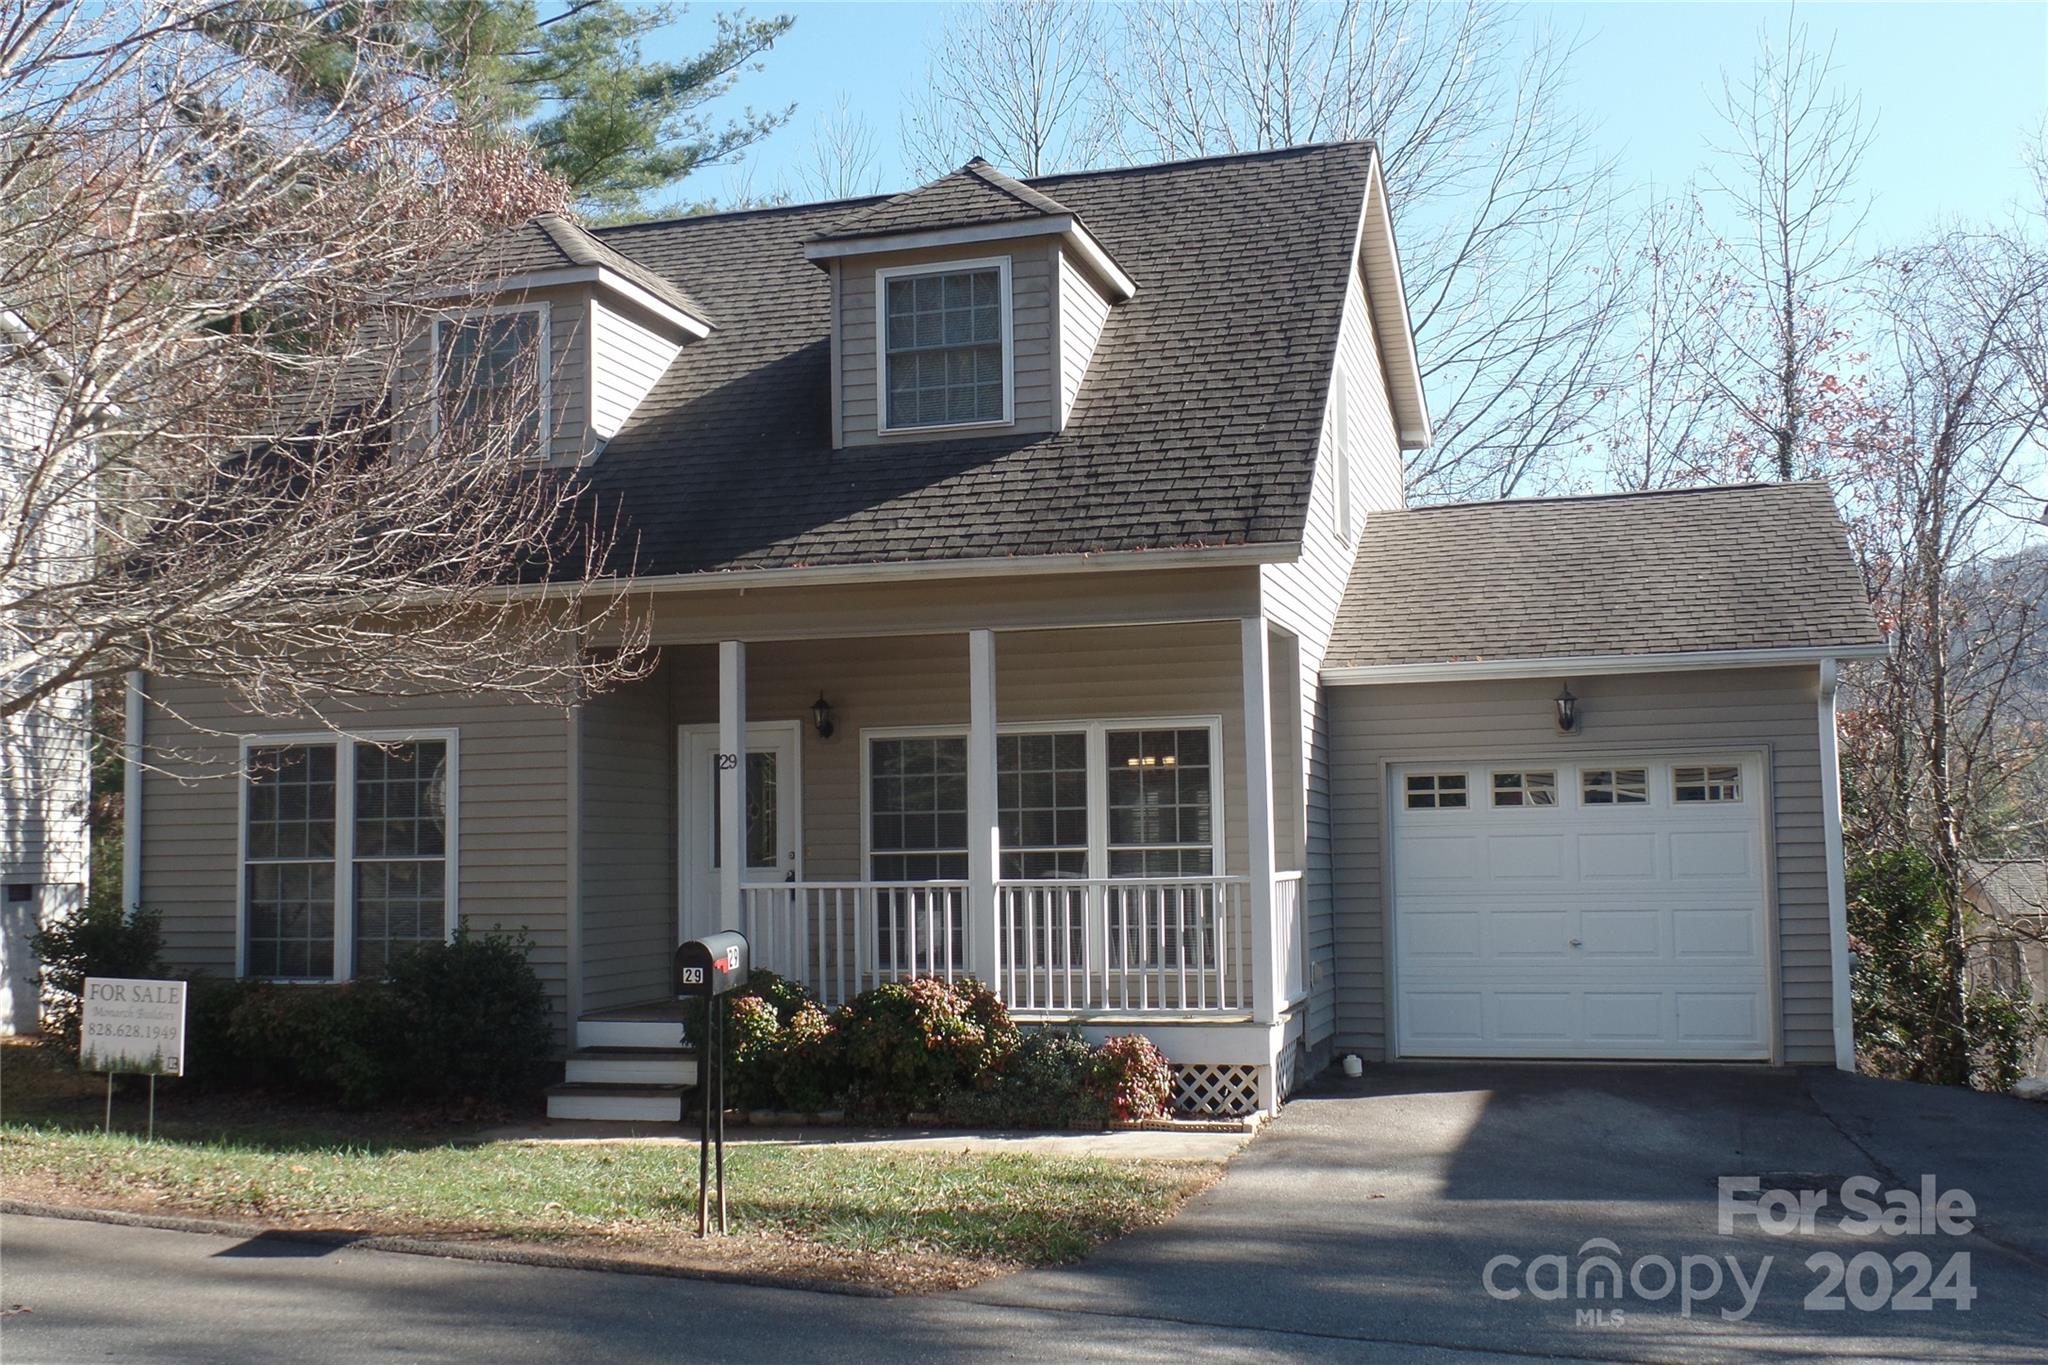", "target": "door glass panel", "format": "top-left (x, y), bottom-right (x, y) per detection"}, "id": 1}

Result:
top-left (710, 748), bottom-right (781, 870)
